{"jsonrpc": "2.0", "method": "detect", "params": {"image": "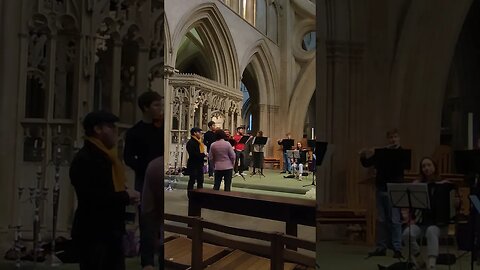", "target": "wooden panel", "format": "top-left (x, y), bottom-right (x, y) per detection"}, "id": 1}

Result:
top-left (206, 250), bottom-right (297, 270)
top-left (188, 189), bottom-right (316, 229)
